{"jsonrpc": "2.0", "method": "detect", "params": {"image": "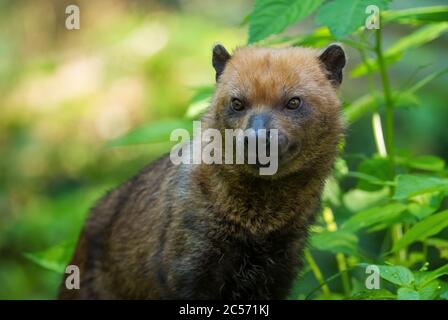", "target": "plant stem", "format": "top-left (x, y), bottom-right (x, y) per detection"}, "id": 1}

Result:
top-left (335, 253), bottom-right (350, 295)
top-left (374, 28), bottom-right (395, 178)
top-left (322, 207), bottom-right (351, 295)
top-left (374, 28), bottom-right (406, 263)
top-left (304, 249), bottom-right (331, 296)
top-left (357, 41), bottom-right (387, 158)
top-left (391, 223), bottom-right (406, 262)
top-left (372, 113), bottom-right (387, 157)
